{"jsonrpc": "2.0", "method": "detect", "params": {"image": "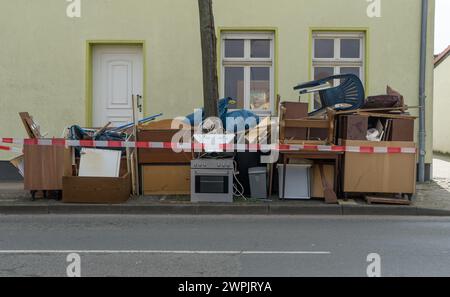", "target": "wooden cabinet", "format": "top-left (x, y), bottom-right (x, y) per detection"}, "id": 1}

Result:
top-left (24, 144), bottom-right (72, 191)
